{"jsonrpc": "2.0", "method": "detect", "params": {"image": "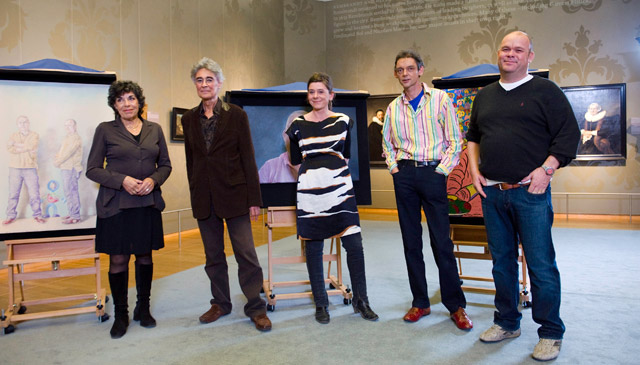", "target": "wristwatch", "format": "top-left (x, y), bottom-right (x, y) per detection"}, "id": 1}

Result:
top-left (541, 165), bottom-right (555, 176)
